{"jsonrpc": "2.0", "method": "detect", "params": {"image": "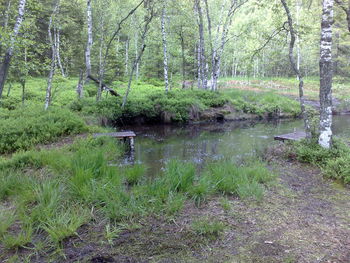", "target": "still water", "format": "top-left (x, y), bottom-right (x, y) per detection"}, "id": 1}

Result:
top-left (124, 116), bottom-right (350, 174)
